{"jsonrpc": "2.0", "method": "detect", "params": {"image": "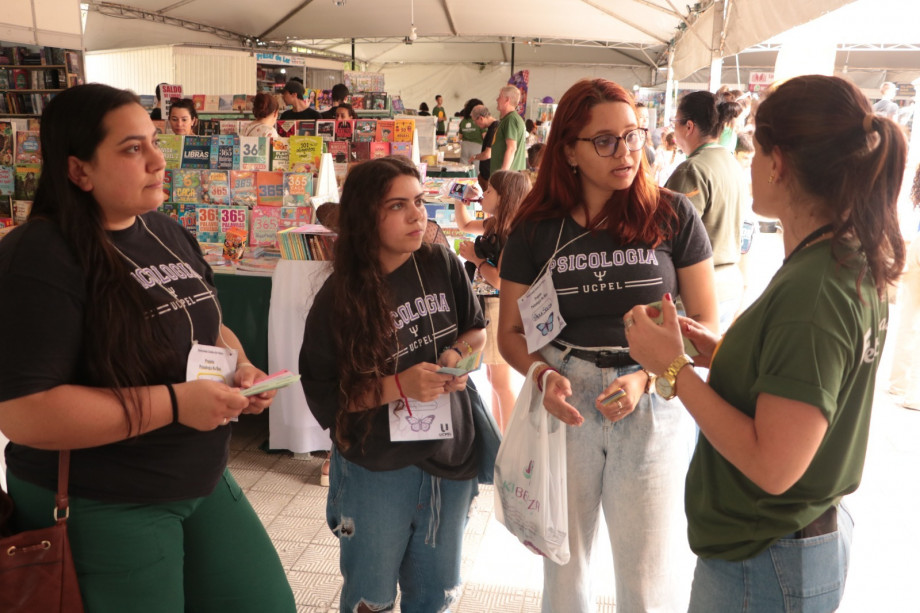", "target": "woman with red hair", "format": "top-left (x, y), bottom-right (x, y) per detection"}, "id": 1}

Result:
top-left (498, 78), bottom-right (718, 611)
